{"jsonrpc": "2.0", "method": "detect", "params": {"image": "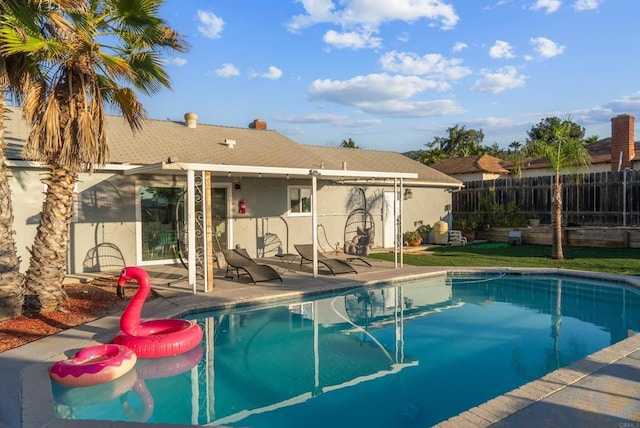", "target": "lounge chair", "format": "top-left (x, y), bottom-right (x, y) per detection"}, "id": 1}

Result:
top-left (221, 248), bottom-right (282, 284)
top-left (294, 244), bottom-right (357, 275)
